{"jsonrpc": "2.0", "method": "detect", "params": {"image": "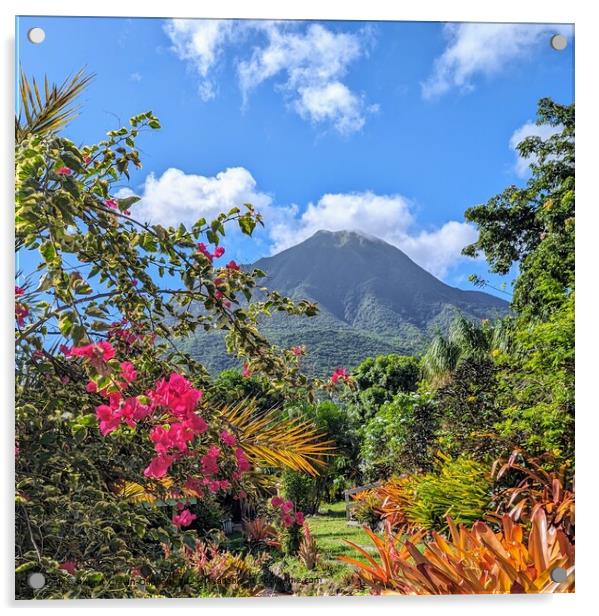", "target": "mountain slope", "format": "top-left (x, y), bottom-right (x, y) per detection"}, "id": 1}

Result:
top-left (182, 230), bottom-right (509, 375)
